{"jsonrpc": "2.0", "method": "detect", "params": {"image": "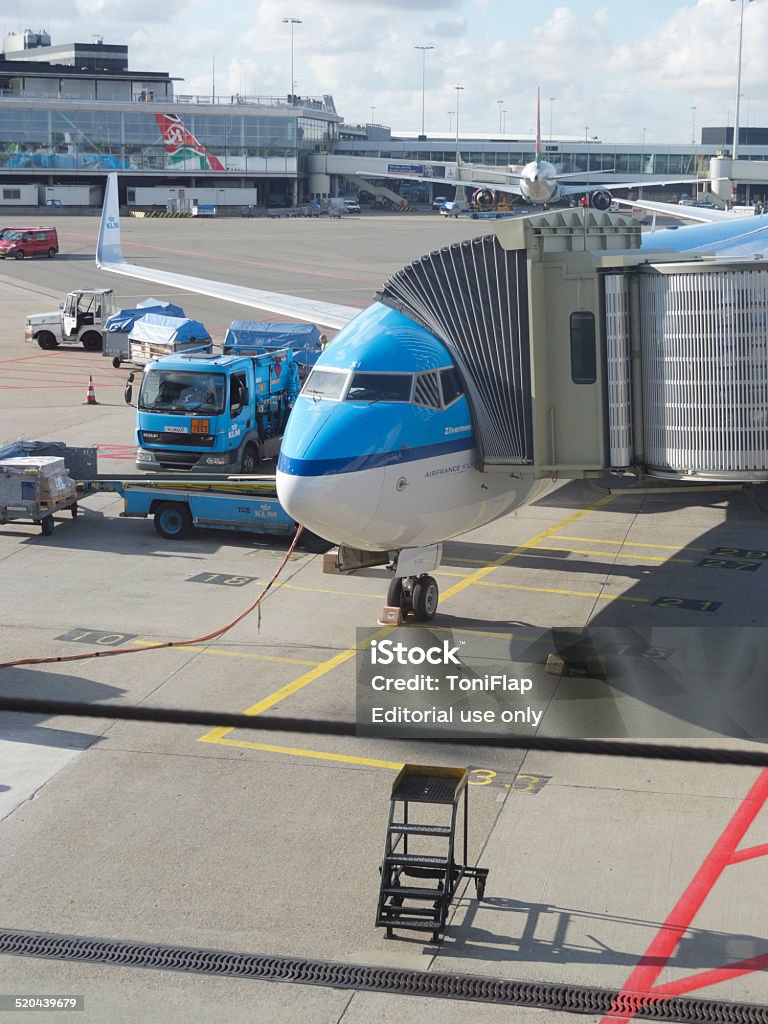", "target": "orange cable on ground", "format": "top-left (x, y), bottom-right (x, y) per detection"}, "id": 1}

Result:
top-left (0, 526), bottom-right (304, 670)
